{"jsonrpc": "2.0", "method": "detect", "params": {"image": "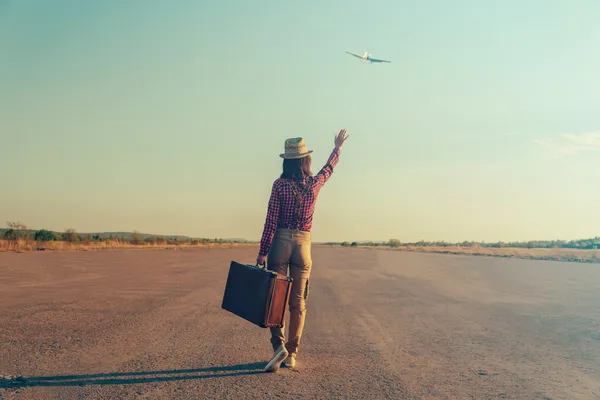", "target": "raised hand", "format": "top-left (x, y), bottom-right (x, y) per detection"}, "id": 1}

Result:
top-left (334, 129), bottom-right (349, 149)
